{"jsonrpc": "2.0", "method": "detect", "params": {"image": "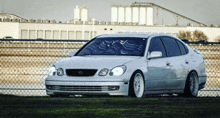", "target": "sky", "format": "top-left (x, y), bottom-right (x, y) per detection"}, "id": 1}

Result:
top-left (0, 0), bottom-right (219, 25)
